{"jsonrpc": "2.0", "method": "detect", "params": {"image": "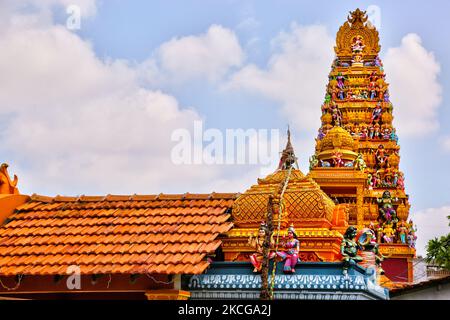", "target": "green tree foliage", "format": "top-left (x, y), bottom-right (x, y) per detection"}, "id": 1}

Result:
top-left (425, 215), bottom-right (450, 270)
